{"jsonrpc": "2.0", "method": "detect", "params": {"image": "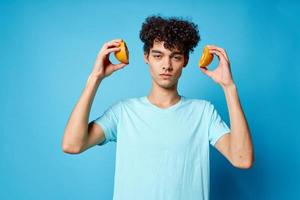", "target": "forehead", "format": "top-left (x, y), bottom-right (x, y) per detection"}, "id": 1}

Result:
top-left (150, 41), bottom-right (183, 55)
